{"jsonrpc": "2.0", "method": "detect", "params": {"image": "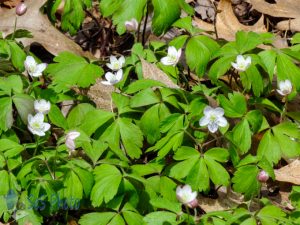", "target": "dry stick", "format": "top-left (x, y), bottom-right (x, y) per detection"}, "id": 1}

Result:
top-left (209, 0), bottom-right (219, 39)
top-left (142, 4), bottom-right (149, 46)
